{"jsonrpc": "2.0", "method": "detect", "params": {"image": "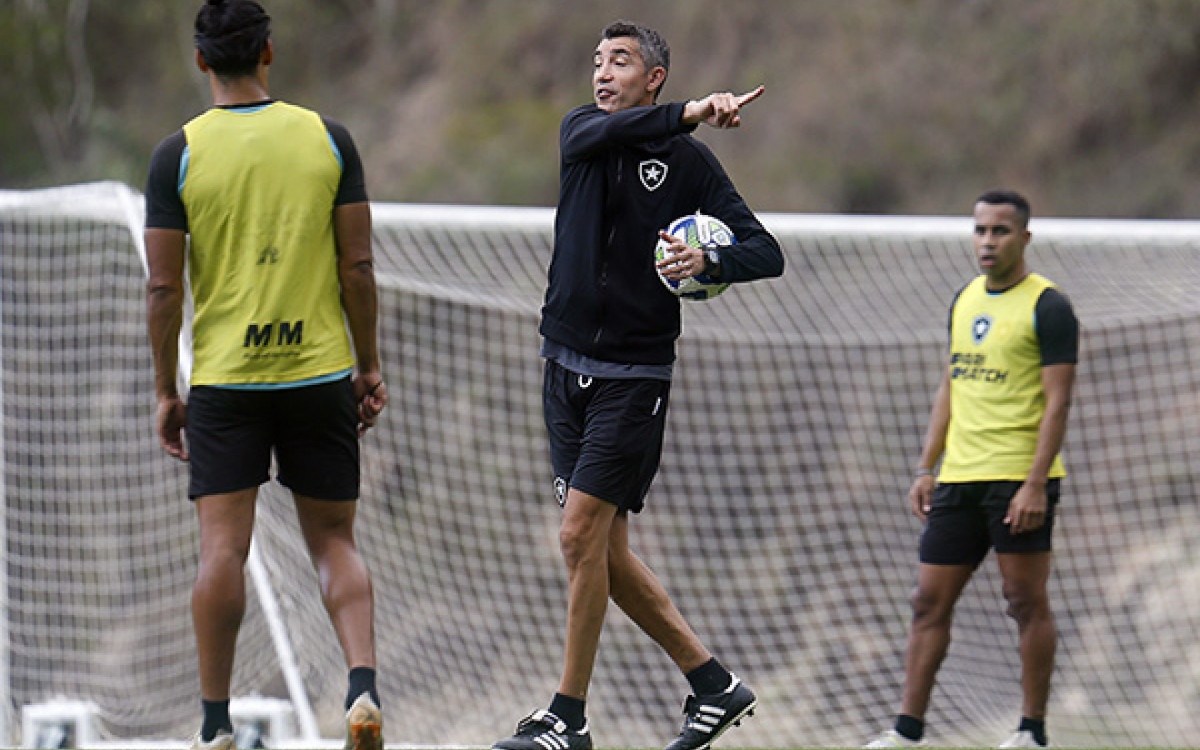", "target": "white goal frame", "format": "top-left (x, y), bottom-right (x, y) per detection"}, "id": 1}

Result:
top-left (4, 182), bottom-right (1200, 747)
